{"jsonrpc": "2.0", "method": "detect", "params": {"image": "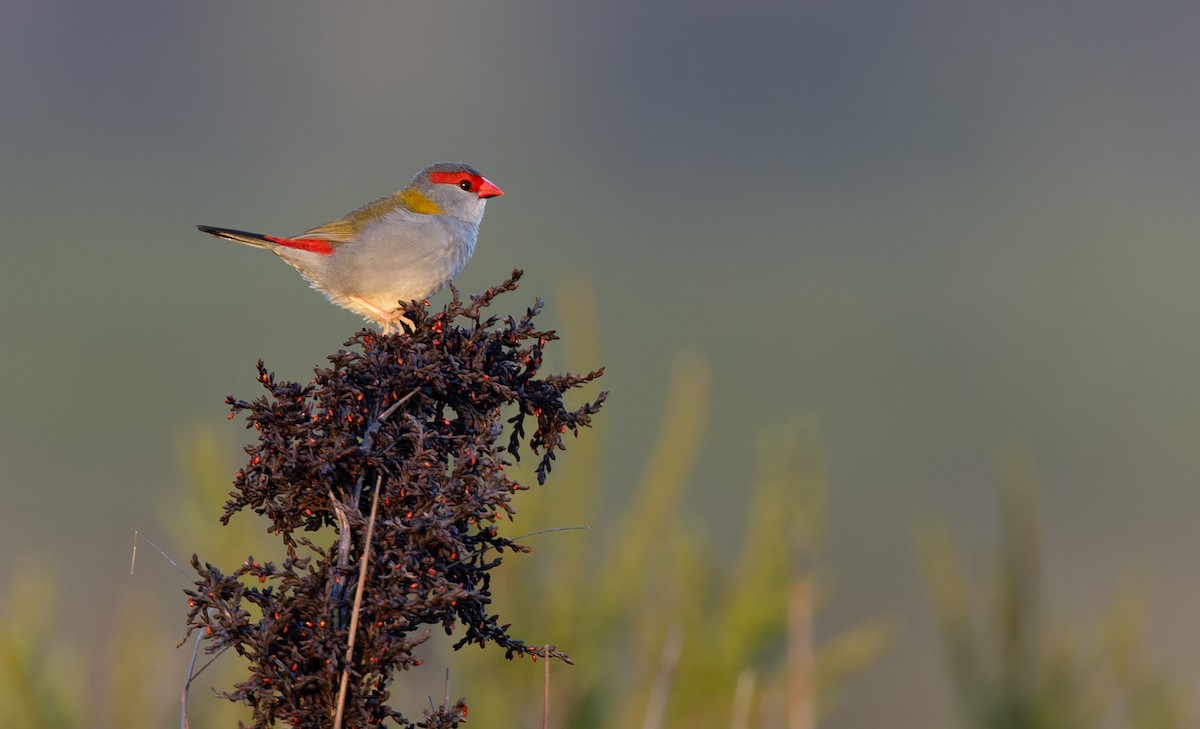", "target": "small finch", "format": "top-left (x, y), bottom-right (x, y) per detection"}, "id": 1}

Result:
top-left (198, 161), bottom-right (503, 332)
